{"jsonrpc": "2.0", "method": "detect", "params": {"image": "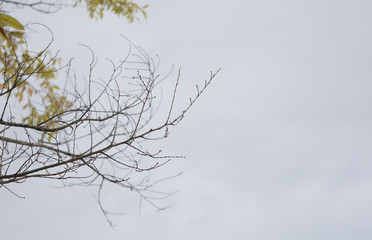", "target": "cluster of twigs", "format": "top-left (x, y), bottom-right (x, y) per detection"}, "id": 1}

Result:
top-left (0, 33), bottom-right (219, 226)
top-left (1, 0), bottom-right (68, 13)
